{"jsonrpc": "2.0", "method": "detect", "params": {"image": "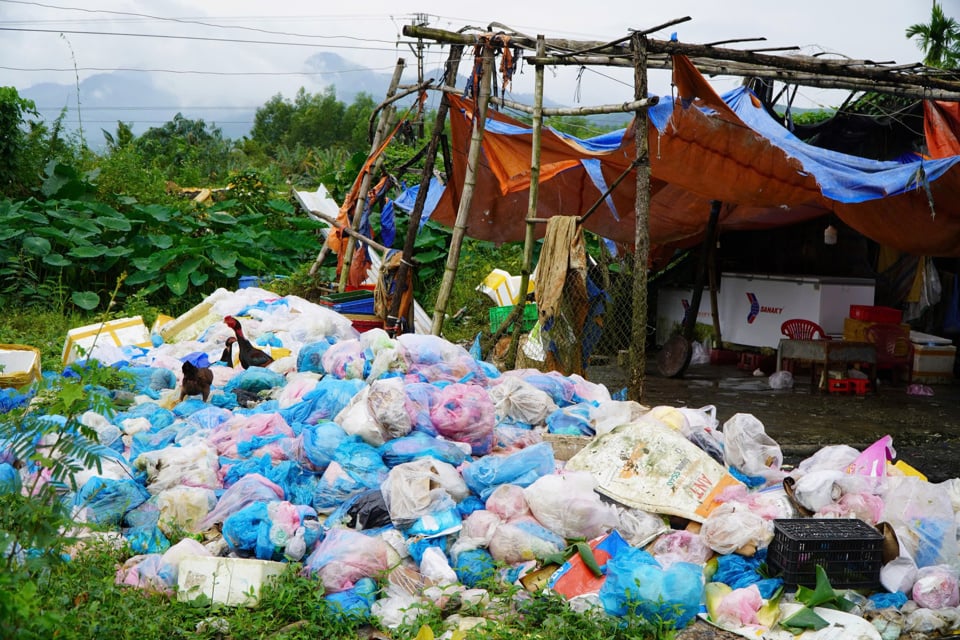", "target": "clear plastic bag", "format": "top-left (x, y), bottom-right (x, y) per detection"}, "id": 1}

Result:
top-left (912, 565), bottom-right (960, 609)
top-left (429, 383), bottom-right (495, 455)
top-left (303, 527), bottom-right (399, 593)
top-left (380, 457), bottom-right (469, 528)
top-left (489, 376), bottom-right (557, 427)
top-left (523, 472), bottom-right (619, 540)
top-left (462, 441), bottom-right (555, 501)
top-left (722, 413), bottom-right (783, 482)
